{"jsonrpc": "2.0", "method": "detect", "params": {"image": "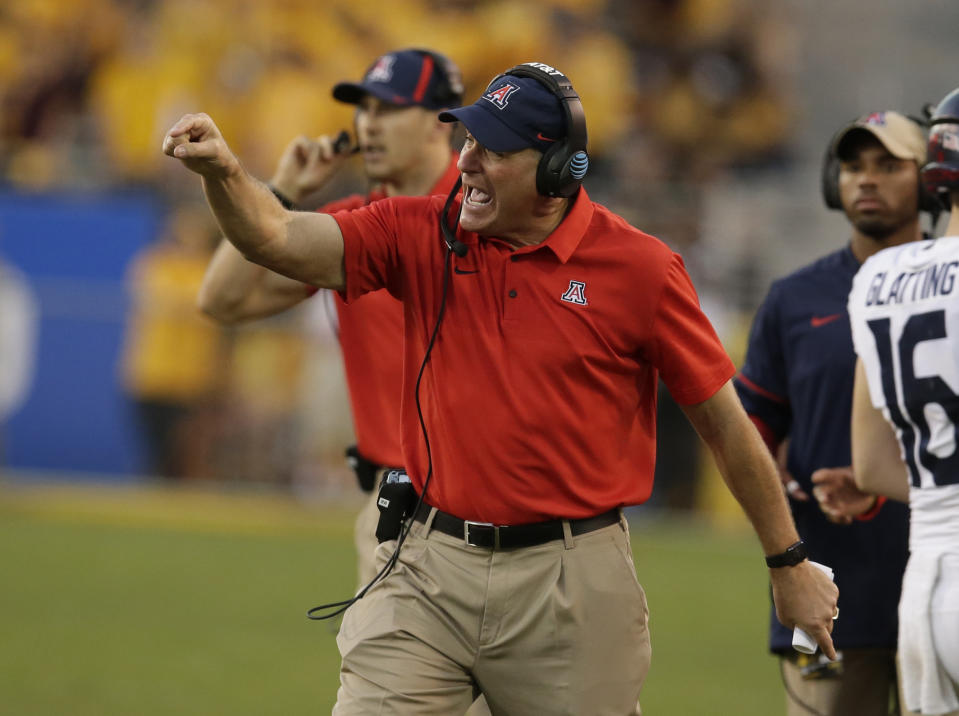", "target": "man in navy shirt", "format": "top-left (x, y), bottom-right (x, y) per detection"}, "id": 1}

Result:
top-left (737, 111), bottom-right (926, 715)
